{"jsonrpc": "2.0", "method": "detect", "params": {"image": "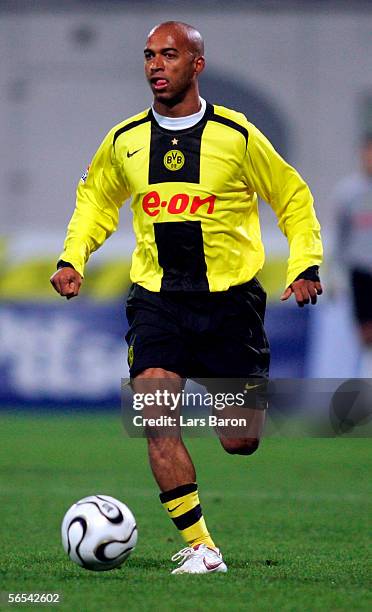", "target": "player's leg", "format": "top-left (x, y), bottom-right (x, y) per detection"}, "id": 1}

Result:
top-left (193, 278), bottom-right (269, 456)
top-left (208, 380), bottom-right (266, 455)
top-left (132, 367), bottom-right (225, 572)
top-left (132, 367), bottom-right (194, 490)
top-left (217, 404), bottom-right (265, 455)
top-left (125, 284), bottom-right (224, 571)
top-left (132, 367), bottom-right (213, 544)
